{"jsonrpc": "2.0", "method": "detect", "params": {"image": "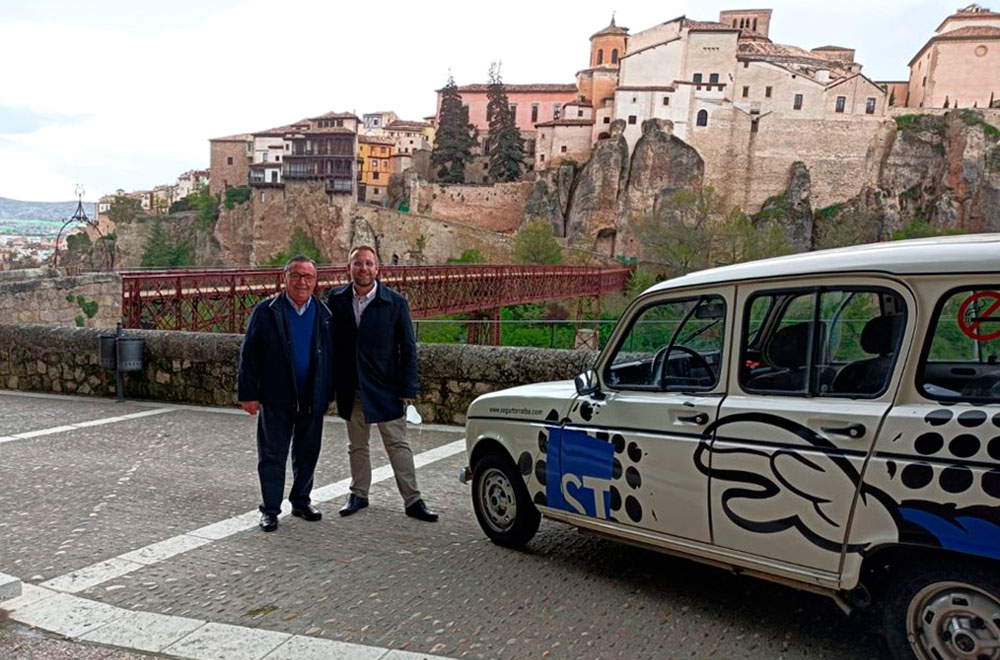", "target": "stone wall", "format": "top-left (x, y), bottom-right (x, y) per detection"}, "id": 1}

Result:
top-left (412, 181), bottom-right (534, 233)
top-left (0, 270), bottom-right (120, 329)
top-left (0, 324), bottom-right (596, 425)
top-left (114, 211), bottom-right (223, 269)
